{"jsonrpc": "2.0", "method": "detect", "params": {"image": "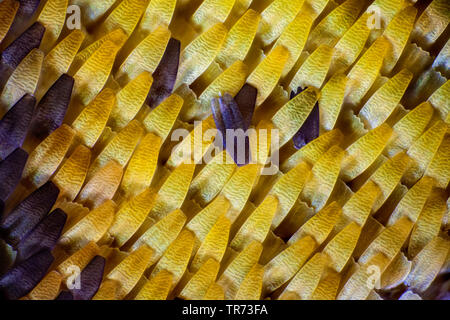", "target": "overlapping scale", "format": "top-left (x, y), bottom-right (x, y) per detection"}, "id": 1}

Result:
top-left (0, 0), bottom-right (448, 302)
